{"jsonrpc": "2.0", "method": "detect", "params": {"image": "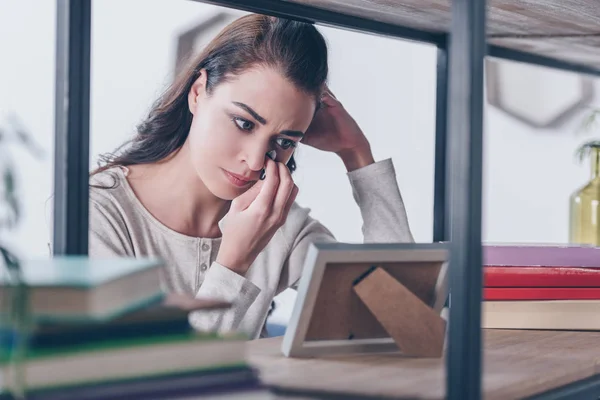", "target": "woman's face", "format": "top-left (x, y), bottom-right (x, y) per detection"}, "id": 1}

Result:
top-left (186, 66), bottom-right (317, 200)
